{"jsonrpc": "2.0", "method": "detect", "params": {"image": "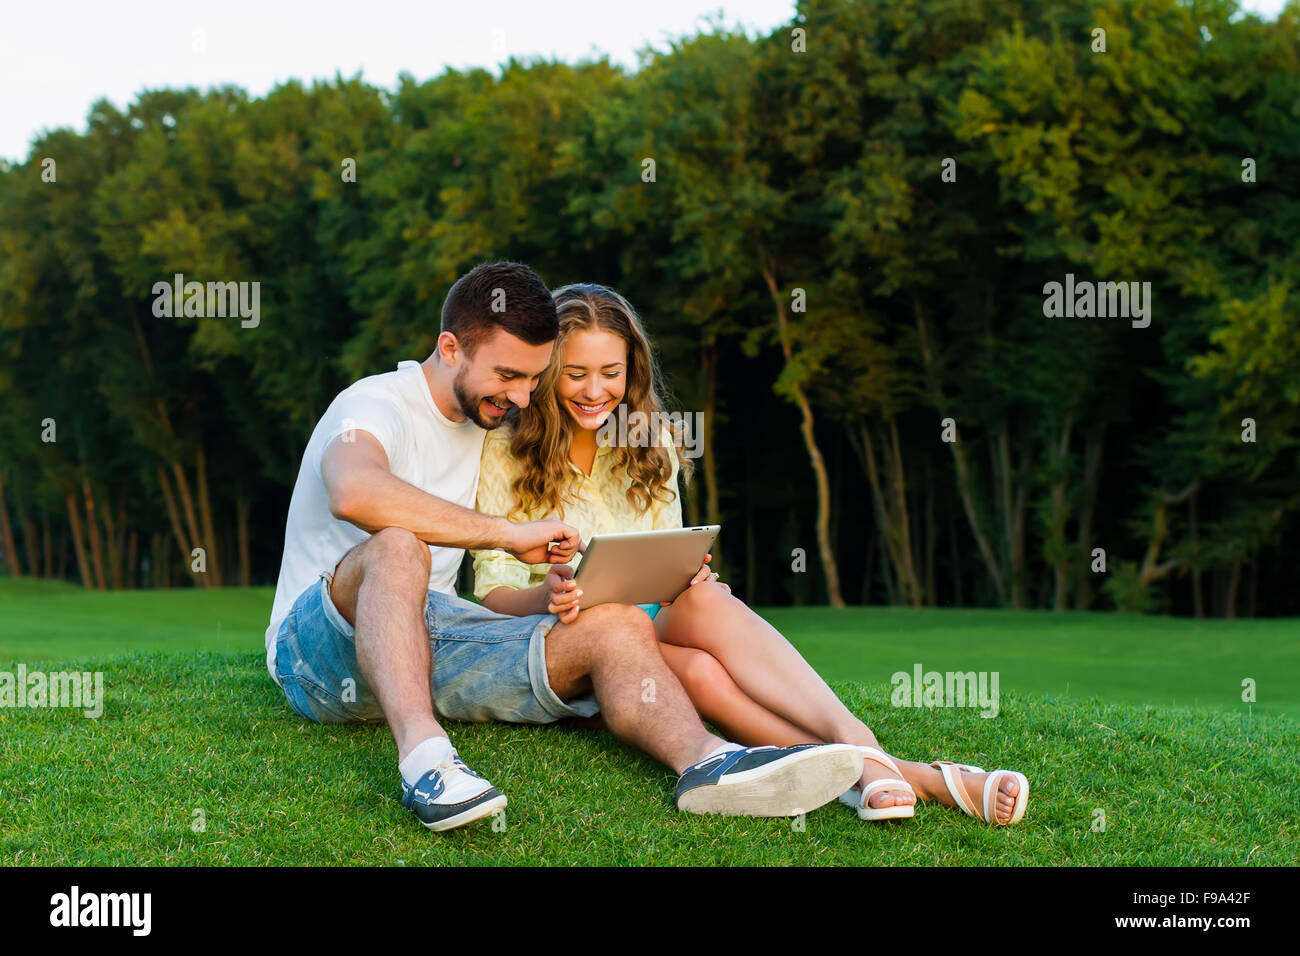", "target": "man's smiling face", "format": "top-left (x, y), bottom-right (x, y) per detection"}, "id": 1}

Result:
top-left (450, 327), bottom-right (554, 429)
